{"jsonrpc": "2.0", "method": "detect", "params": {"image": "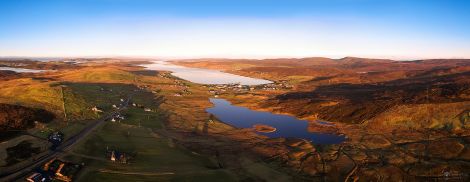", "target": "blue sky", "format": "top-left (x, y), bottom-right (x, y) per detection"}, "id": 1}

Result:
top-left (1, 0), bottom-right (469, 59)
